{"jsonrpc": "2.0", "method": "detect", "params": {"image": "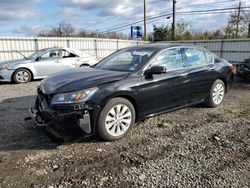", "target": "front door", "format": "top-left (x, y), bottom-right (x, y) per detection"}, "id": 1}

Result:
top-left (34, 49), bottom-right (62, 77)
top-left (136, 48), bottom-right (190, 116)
